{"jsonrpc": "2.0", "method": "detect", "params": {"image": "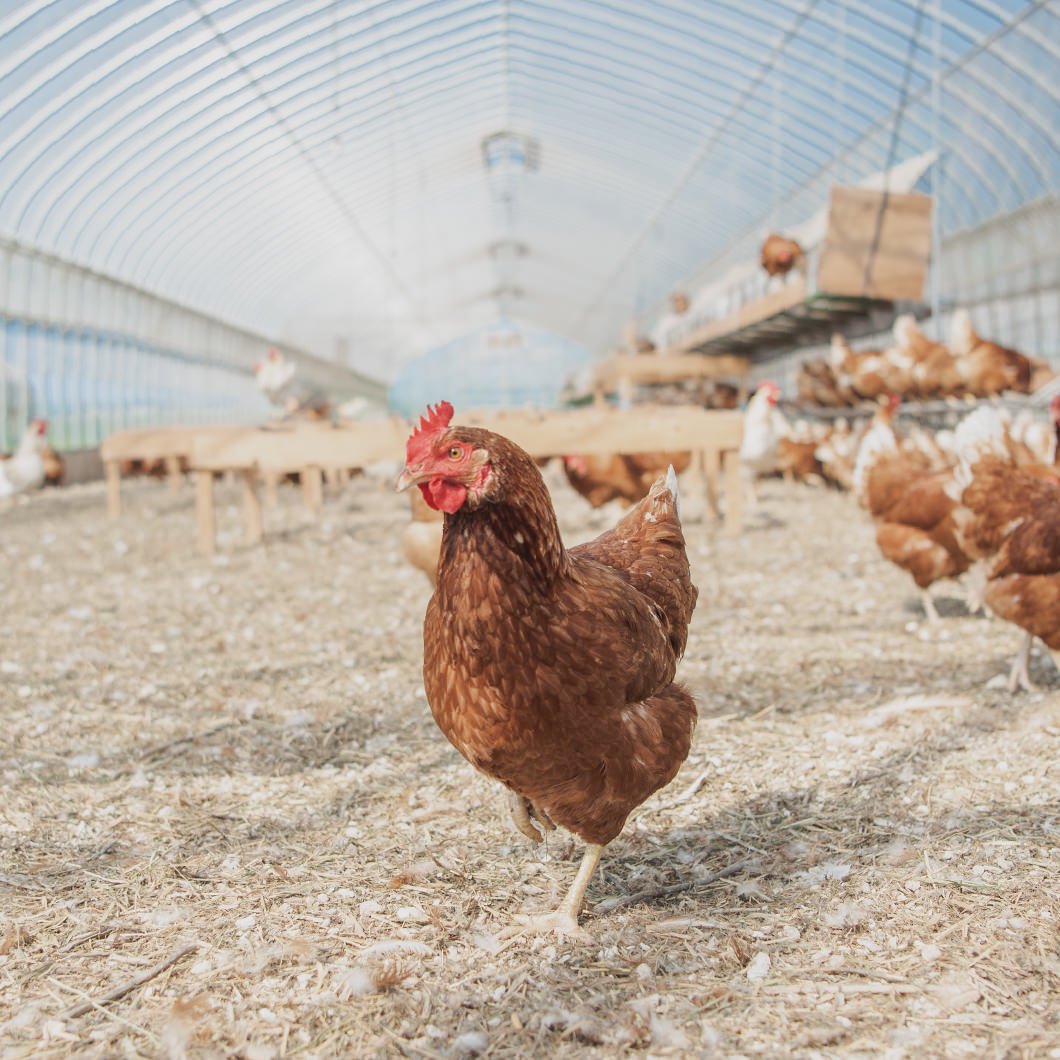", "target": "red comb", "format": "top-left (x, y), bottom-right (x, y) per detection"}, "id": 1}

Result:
top-left (406, 401), bottom-right (454, 464)
top-left (33, 419), bottom-right (47, 434)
